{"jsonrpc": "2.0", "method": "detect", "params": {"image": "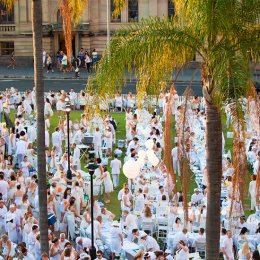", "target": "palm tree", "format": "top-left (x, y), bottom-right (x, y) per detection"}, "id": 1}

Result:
top-left (3, 0), bottom-right (49, 254)
top-left (95, 1), bottom-right (260, 258)
top-left (32, 0), bottom-right (49, 254)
